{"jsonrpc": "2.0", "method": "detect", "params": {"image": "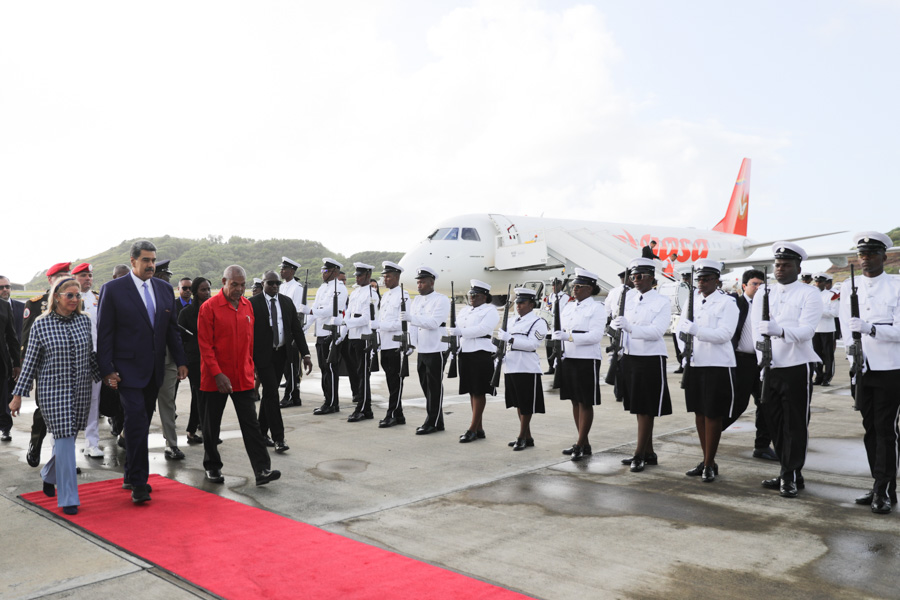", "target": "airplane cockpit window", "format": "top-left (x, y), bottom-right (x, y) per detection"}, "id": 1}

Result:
top-left (444, 228), bottom-right (459, 240)
top-left (461, 228), bottom-right (481, 241)
top-left (428, 227), bottom-right (460, 241)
